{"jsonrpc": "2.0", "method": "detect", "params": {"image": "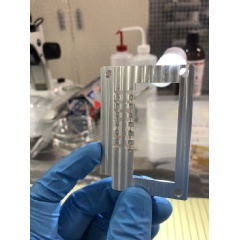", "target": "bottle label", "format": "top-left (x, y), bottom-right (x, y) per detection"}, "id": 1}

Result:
top-left (188, 59), bottom-right (205, 96)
